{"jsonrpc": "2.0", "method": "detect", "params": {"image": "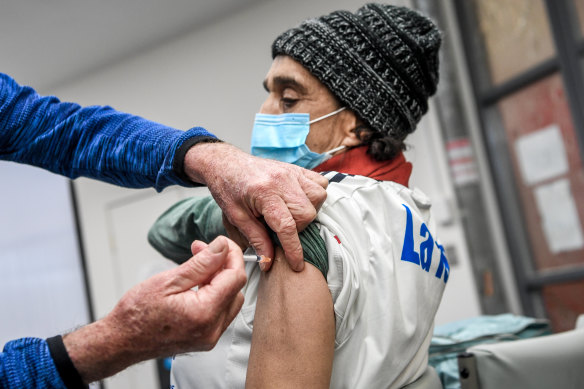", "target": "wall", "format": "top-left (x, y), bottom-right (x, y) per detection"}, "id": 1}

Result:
top-left (0, 164), bottom-right (90, 348)
top-left (49, 0), bottom-right (480, 387)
